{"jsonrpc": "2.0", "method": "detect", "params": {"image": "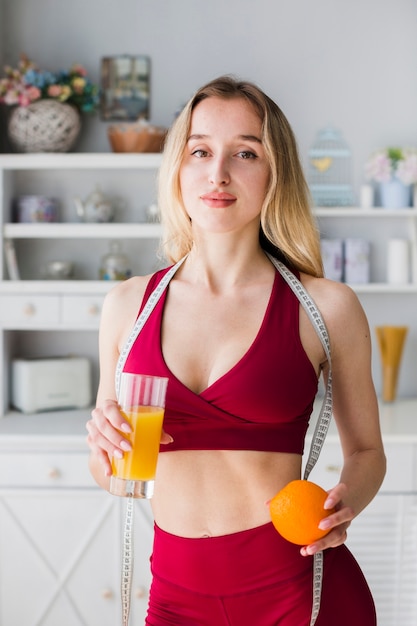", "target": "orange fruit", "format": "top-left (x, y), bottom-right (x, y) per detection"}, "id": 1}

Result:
top-left (269, 479), bottom-right (335, 545)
